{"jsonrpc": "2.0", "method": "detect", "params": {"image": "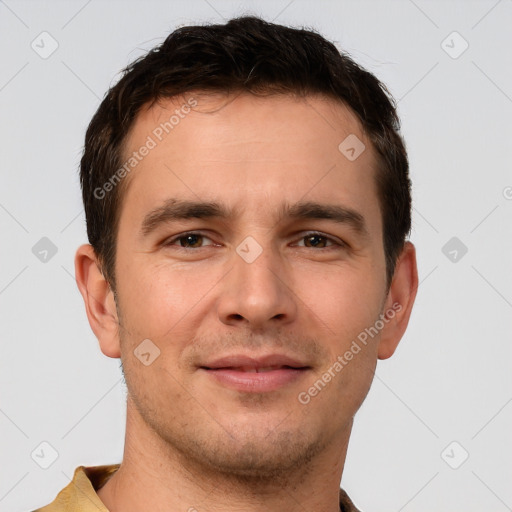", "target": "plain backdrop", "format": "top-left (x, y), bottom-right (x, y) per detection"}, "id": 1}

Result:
top-left (1, 1), bottom-right (511, 511)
